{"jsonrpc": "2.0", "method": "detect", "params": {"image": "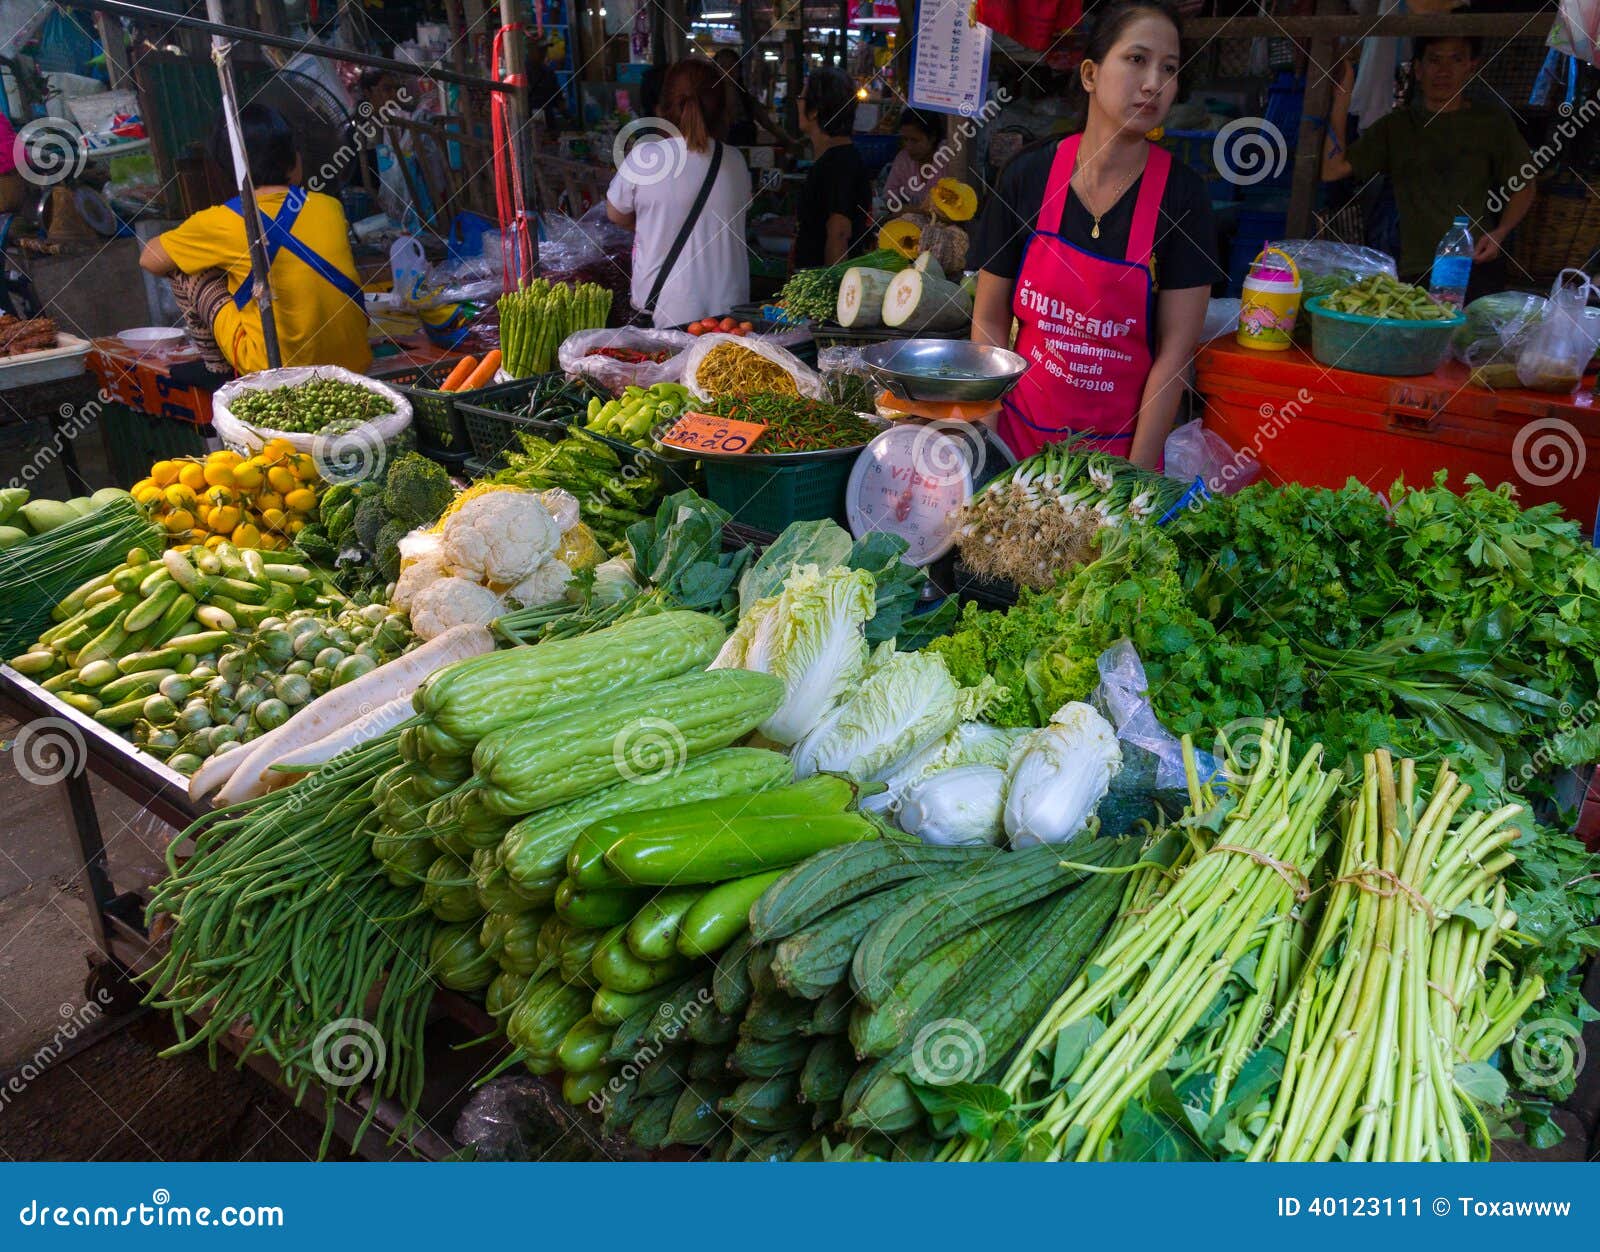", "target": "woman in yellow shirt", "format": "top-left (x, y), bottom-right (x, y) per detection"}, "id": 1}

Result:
top-left (139, 104), bottom-right (371, 376)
